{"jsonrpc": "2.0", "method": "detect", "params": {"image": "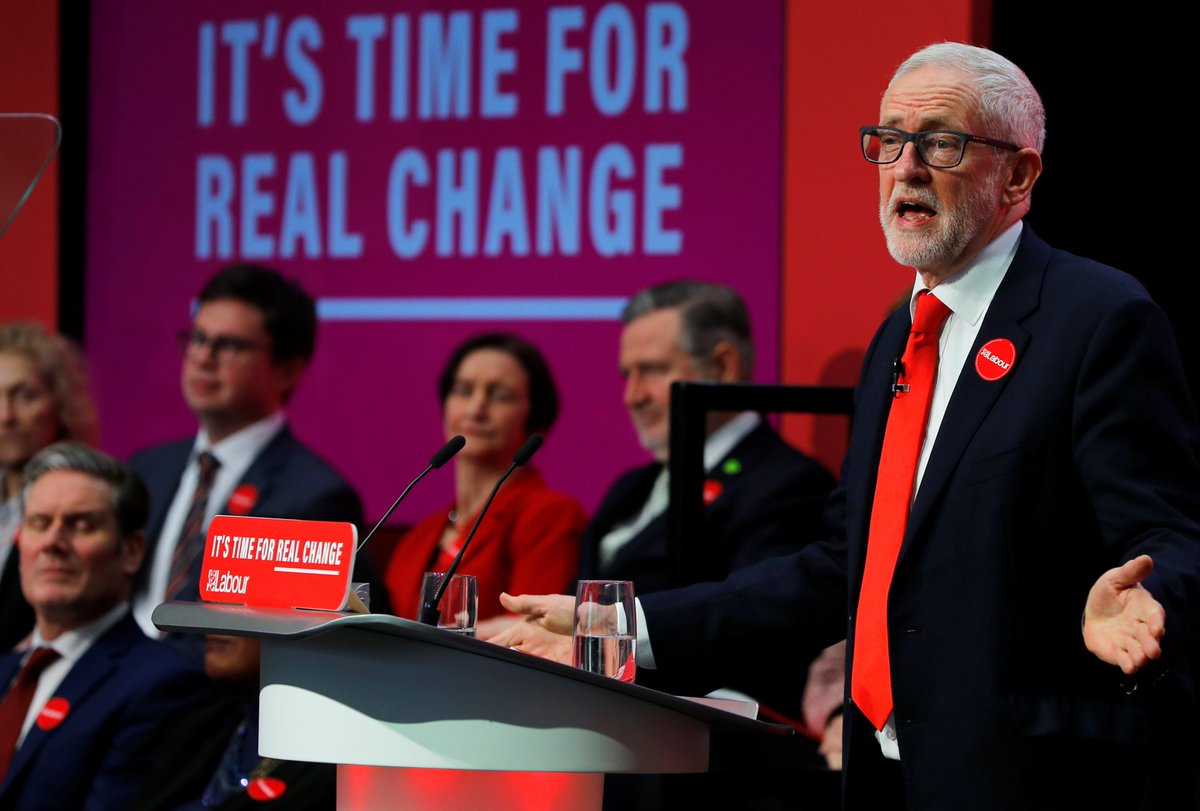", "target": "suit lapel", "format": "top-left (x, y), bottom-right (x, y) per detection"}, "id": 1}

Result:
top-left (846, 311), bottom-right (914, 590)
top-left (606, 422), bottom-right (775, 573)
top-left (143, 441), bottom-right (192, 548)
top-left (2, 616), bottom-right (138, 788)
top-left (899, 229), bottom-right (1050, 562)
top-left (223, 424), bottom-right (293, 515)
